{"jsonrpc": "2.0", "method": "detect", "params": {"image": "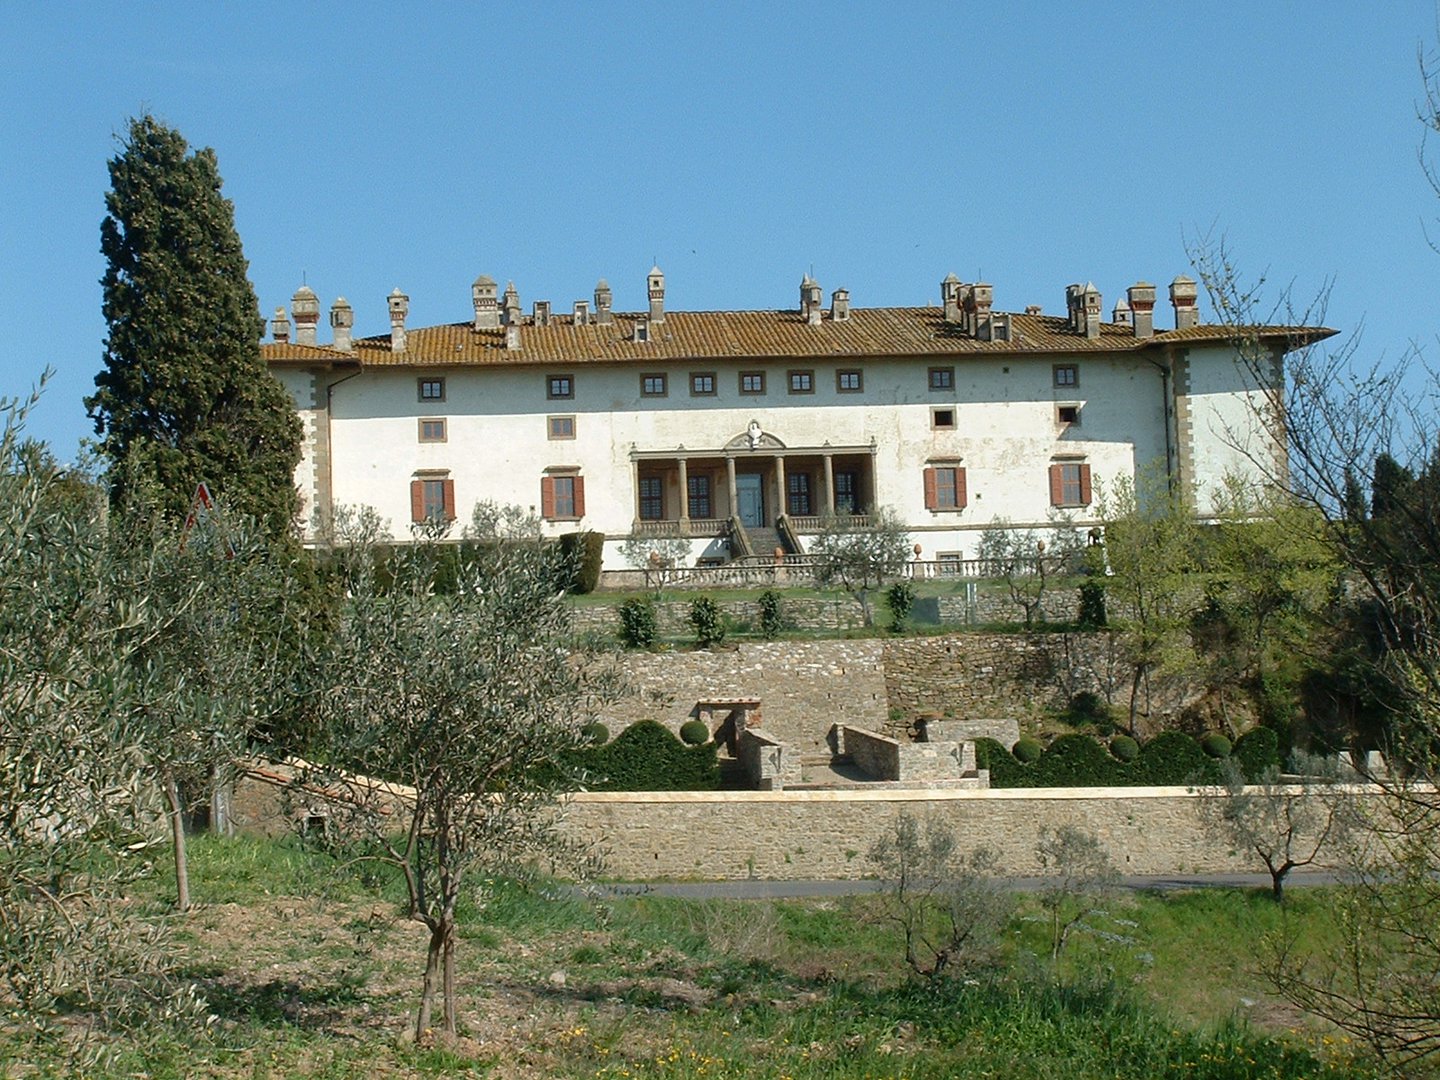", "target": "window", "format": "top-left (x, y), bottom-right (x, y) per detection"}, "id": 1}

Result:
top-left (1049, 462), bottom-right (1092, 507)
top-left (837, 369), bottom-right (863, 393)
top-left (1056, 404), bottom-right (1081, 426)
top-left (1053, 364), bottom-right (1079, 389)
top-left (547, 415), bottom-right (575, 440)
top-left (928, 367), bottom-right (954, 391)
top-left (418, 418), bottom-right (447, 443)
top-left (923, 465), bottom-right (968, 511)
top-left (931, 408), bottom-right (956, 430)
top-left (541, 472), bottom-right (585, 520)
top-left (787, 472), bottom-right (812, 515)
top-left (410, 476), bottom-right (454, 523)
top-left (740, 371), bottom-right (766, 395)
top-left (547, 374), bottom-right (574, 400)
top-left (788, 370), bottom-right (814, 394)
top-left (937, 552), bottom-right (964, 577)
top-left (418, 377), bottom-right (445, 403)
top-left (690, 372), bottom-right (716, 396)
top-left (834, 471), bottom-right (859, 514)
top-left (687, 474), bottom-right (712, 519)
top-left (634, 322), bottom-right (649, 343)
top-left (641, 373), bottom-right (667, 397)
top-left (638, 475), bottom-right (664, 520)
